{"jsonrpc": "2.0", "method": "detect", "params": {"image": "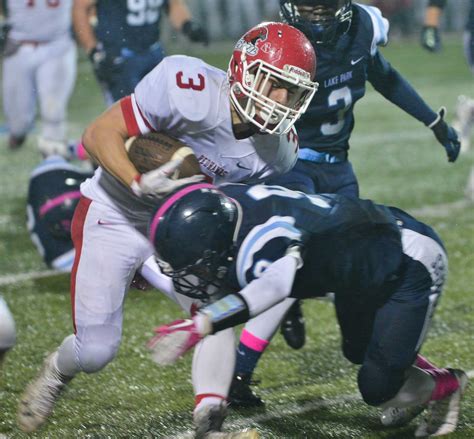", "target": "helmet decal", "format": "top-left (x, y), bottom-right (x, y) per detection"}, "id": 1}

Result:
top-left (235, 26), bottom-right (269, 56)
